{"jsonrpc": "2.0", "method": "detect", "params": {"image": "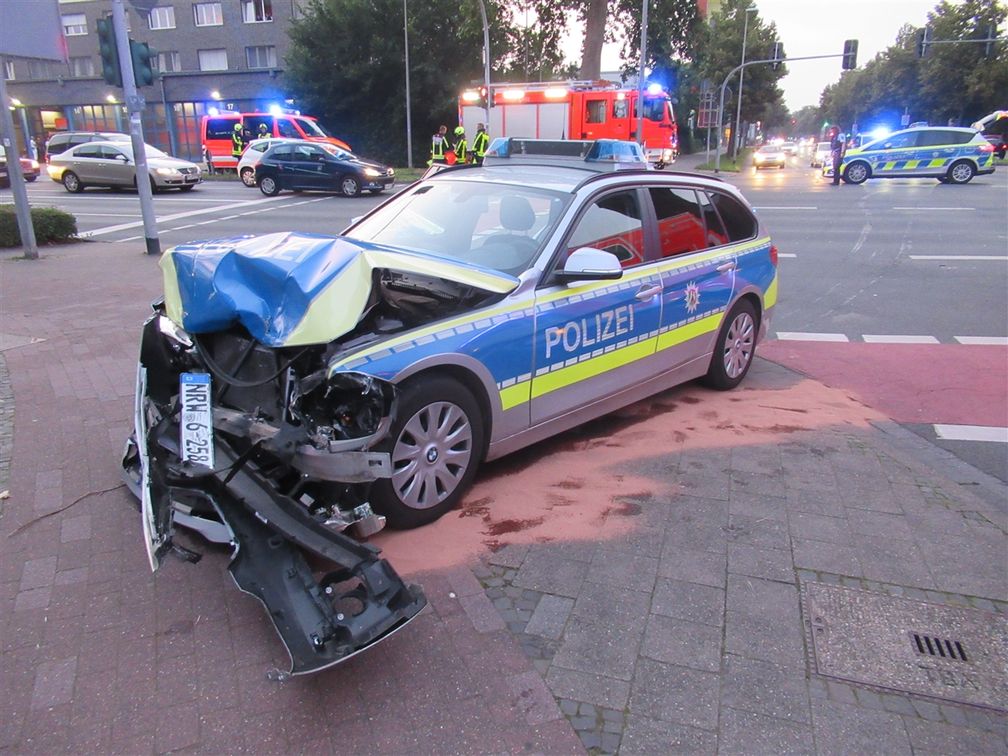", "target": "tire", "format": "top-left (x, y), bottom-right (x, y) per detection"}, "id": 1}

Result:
top-left (703, 299), bottom-right (758, 391)
top-left (370, 376), bottom-right (485, 529)
top-left (946, 160), bottom-right (975, 185)
top-left (259, 175), bottom-right (280, 196)
top-left (179, 185), bottom-right (195, 192)
top-left (937, 176), bottom-right (950, 184)
top-left (239, 168), bottom-right (256, 187)
top-left (842, 161), bottom-right (870, 184)
top-left (340, 175), bottom-right (361, 198)
top-left (149, 177), bottom-right (160, 195)
top-left (62, 171), bottom-right (83, 193)
top-left (368, 188), bottom-right (384, 195)
top-left (26, 175), bottom-right (36, 183)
